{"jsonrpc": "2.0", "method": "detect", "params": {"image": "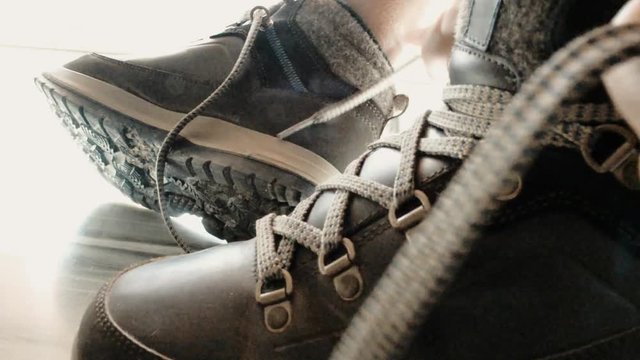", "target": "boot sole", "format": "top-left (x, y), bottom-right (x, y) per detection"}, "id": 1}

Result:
top-left (35, 70), bottom-right (338, 242)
